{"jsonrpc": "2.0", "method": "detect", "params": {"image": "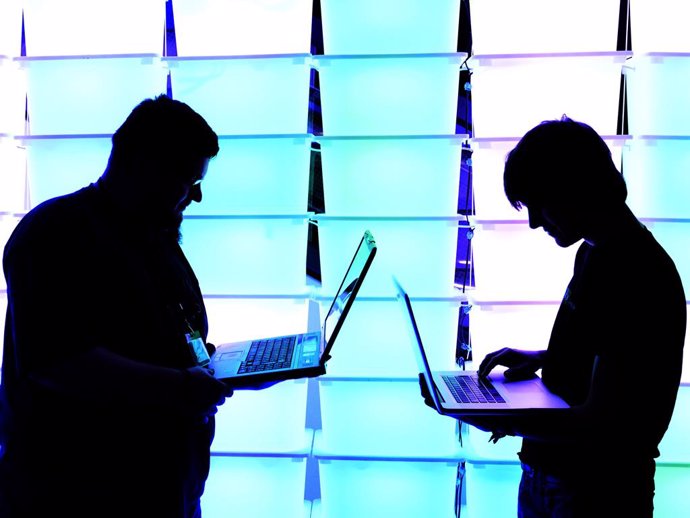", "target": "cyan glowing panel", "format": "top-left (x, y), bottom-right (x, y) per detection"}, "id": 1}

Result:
top-left (623, 137), bottom-right (690, 219)
top-left (468, 303), bottom-right (560, 363)
top-left (644, 221), bottom-right (690, 301)
top-left (624, 54), bottom-right (690, 136)
top-left (20, 56), bottom-right (167, 135)
top-left (173, 0), bottom-right (313, 56)
top-left (316, 297), bottom-right (461, 378)
top-left (185, 135), bottom-right (312, 216)
top-left (318, 135), bottom-right (465, 216)
top-left (317, 381), bottom-right (461, 458)
top-left (316, 450), bottom-right (459, 518)
top-left (463, 425), bottom-right (523, 463)
top-left (212, 381), bottom-right (309, 454)
top-left (0, 59), bottom-right (25, 135)
top-left (22, 135), bottom-right (111, 208)
top-left (464, 461), bottom-right (521, 518)
top-left (316, 216), bottom-right (460, 298)
top-left (0, 138), bottom-right (25, 212)
top-left (320, 0), bottom-right (461, 54)
top-left (201, 455), bottom-right (309, 518)
top-left (658, 385), bottom-right (690, 463)
top-left (167, 55), bottom-right (311, 135)
top-left (22, 0), bottom-right (165, 56)
top-left (0, 0), bottom-right (22, 57)
top-left (630, 0), bottom-right (690, 53)
top-left (470, 136), bottom-right (627, 220)
top-left (469, 52), bottom-right (628, 138)
top-left (315, 54), bottom-right (464, 136)
top-left (469, 0), bottom-right (619, 54)
top-left (471, 221), bottom-right (578, 302)
top-left (654, 465), bottom-right (690, 518)
top-left (180, 215), bottom-right (310, 295)
top-left (204, 296), bottom-right (310, 345)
